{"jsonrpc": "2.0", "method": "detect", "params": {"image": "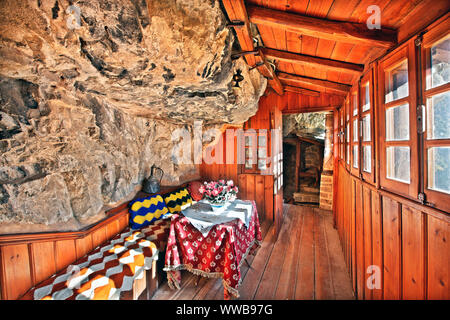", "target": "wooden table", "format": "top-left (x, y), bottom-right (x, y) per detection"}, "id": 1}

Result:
top-left (163, 200), bottom-right (262, 299)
